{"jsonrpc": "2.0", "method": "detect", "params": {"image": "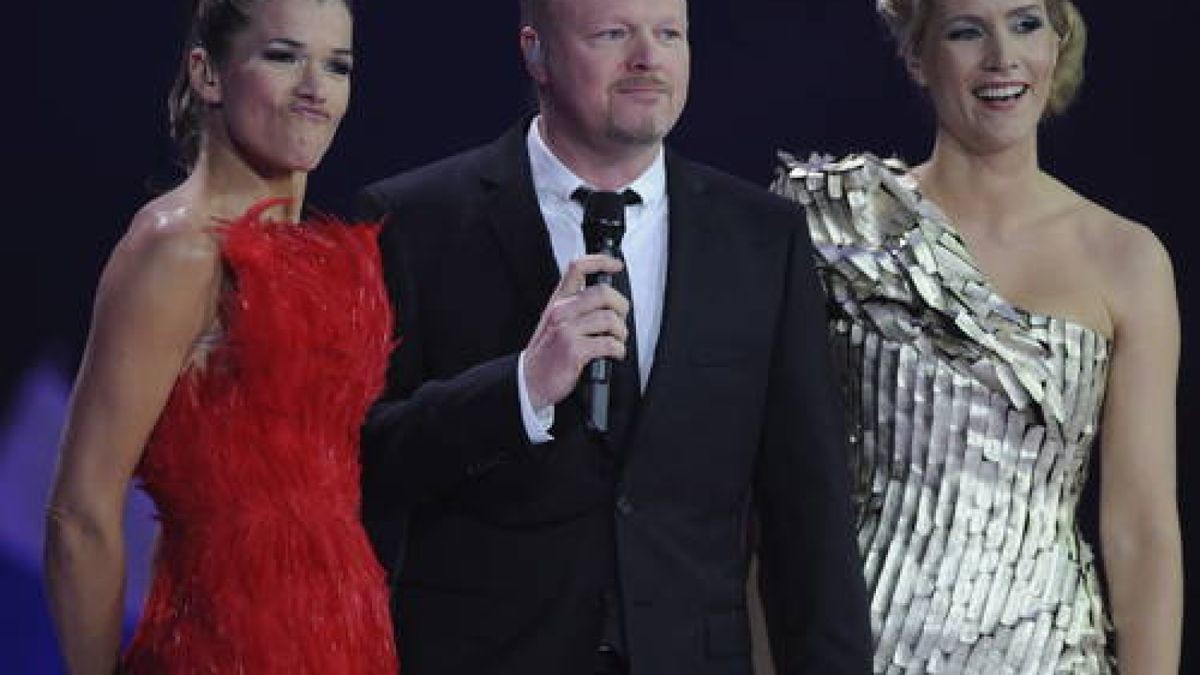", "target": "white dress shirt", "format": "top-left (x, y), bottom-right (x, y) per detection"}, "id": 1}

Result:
top-left (517, 117), bottom-right (670, 442)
